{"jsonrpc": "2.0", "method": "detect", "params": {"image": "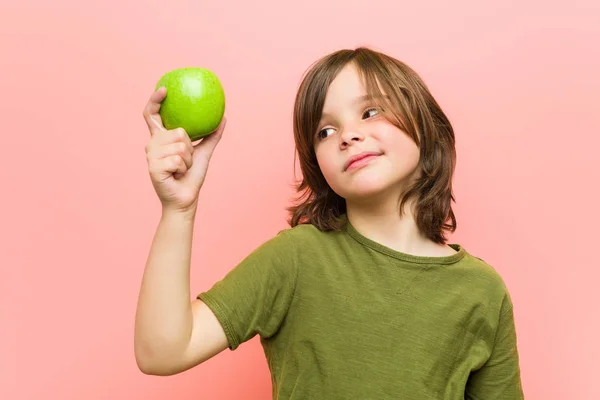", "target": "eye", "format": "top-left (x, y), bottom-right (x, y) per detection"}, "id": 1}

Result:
top-left (362, 108), bottom-right (379, 119)
top-left (317, 127), bottom-right (335, 140)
